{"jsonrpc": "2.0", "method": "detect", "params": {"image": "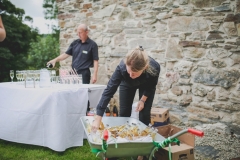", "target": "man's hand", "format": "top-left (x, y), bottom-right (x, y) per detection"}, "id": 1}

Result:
top-left (47, 59), bottom-right (56, 68)
top-left (91, 74), bottom-right (97, 84)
